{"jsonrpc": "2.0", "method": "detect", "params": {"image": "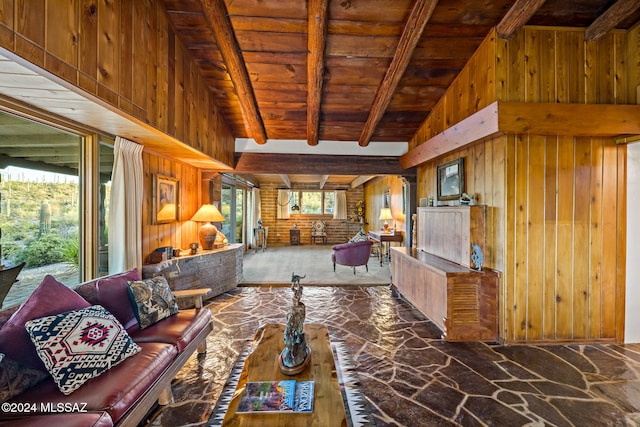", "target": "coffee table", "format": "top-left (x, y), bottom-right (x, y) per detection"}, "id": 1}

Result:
top-left (221, 323), bottom-right (347, 426)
